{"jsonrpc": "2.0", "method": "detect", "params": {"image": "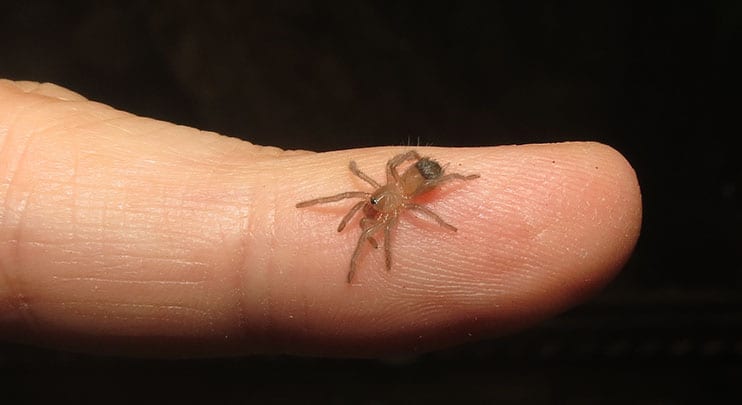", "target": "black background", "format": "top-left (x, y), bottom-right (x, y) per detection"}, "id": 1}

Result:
top-left (1, 1), bottom-right (740, 403)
